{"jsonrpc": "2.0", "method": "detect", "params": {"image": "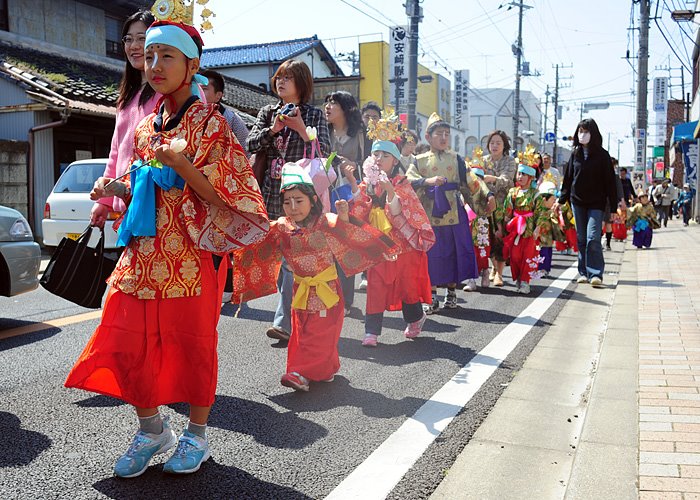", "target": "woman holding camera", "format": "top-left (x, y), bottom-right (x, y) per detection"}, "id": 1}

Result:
top-left (247, 59), bottom-right (331, 342)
